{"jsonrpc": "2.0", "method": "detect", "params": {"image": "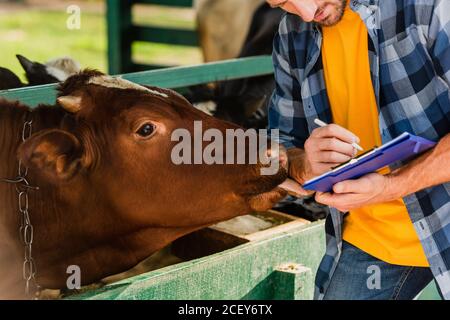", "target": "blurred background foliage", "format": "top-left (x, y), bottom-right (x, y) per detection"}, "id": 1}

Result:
top-left (0, 0), bottom-right (202, 81)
